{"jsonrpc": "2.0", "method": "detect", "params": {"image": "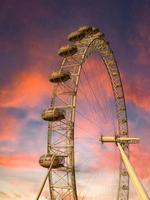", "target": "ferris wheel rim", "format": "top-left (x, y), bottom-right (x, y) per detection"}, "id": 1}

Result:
top-left (43, 27), bottom-right (129, 200)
